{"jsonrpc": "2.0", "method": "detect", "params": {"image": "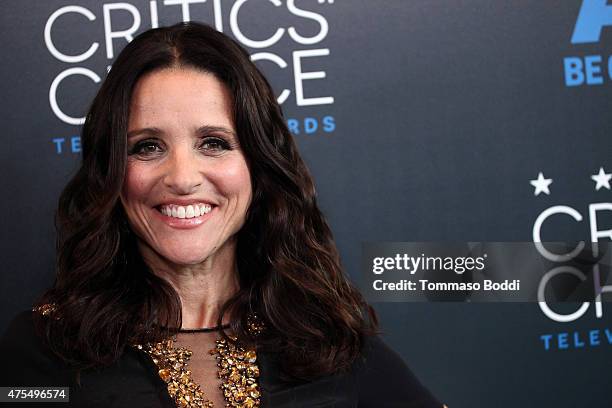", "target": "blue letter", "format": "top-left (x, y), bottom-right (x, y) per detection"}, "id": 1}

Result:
top-left (585, 55), bottom-right (604, 84)
top-left (573, 331), bottom-right (585, 348)
top-left (572, 0), bottom-right (612, 44)
top-left (52, 138), bottom-right (65, 154)
top-left (540, 334), bottom-right (553, 350)
top-left (71, 136), bottom-right (81, 153)
top-left (304, 117), bottom-right (318, 134)
top-left (287, 119), bottom-right (299, 135)
top-left (564, 57), bottom-right (584, 86)
top-left (589, 329), bottom-right (600, 346)
top-left (558, 333), bottom-right (569, 349)
top-left (322, 115), bottom-right (335, 132)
